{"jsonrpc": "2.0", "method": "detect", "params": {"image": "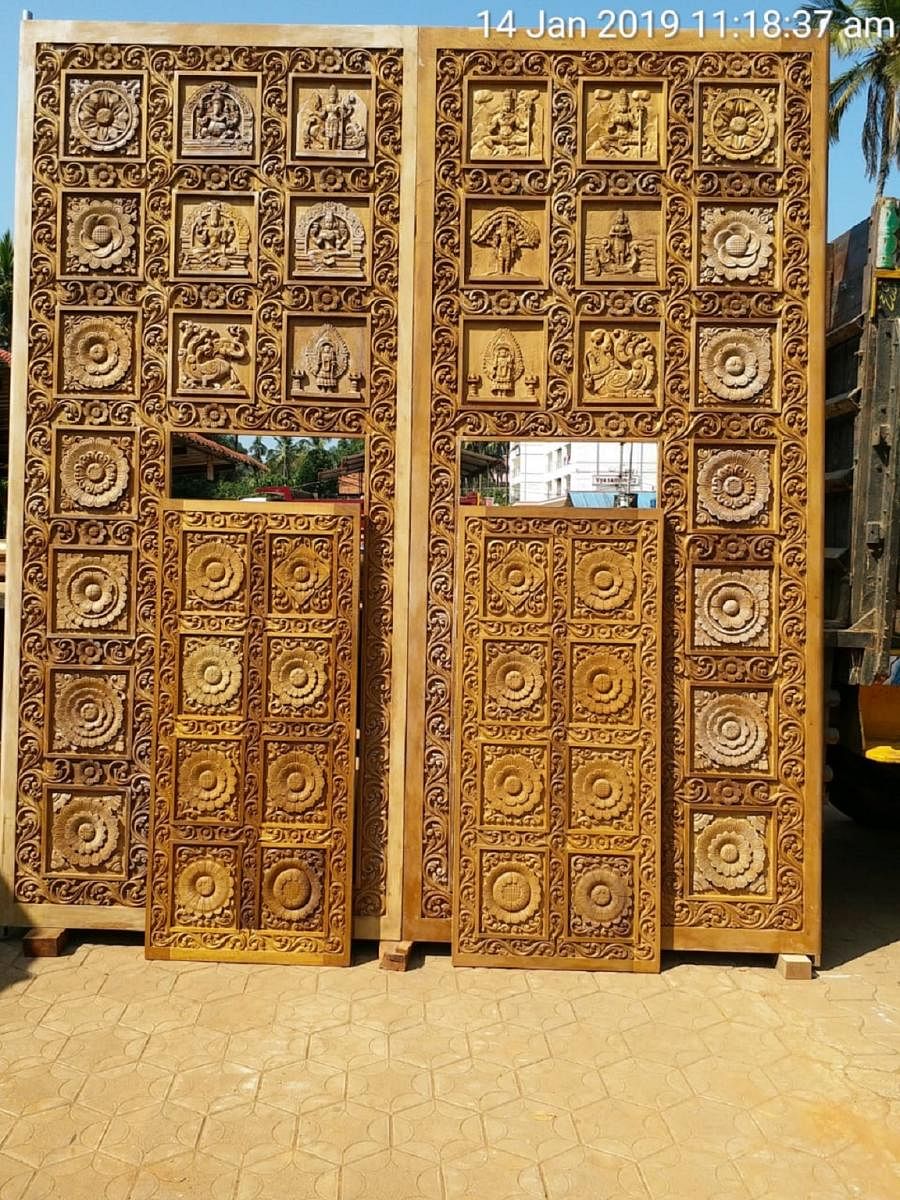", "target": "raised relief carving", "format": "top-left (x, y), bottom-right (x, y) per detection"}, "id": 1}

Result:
top-left (699, 326), bottom-right (773, 403)
top-left (580, 324), bottom-right (659, 405)
top-left (485, 539), bottom-right (548, 618)
top-left (181, 81), bottom-right (255, 157)
top-left (696, 447), bottom-right (772, 526)
top-left (692, 813), bottom-right (768, 894)
top-left (583, 83), bottom-right (662, 162)
top-left (701, 86), bottom-right (779, 167)
top-left (582, 204), bottom-right (661, 285)
top-left (268, 639), bottom-right (330, 717)
top-left (481, 852), bottom-right (544, 932)
top-left (54, 551), bottom-right (130, 634)
top-left (175, 741), bottom-right (240, 822)
top-left (289, 321), bottom-right (366, 400)
top-left (63, 195), bottom-right (138, 275)
top-left (292, 200), bottom-right (367, 279)
top-left (694, 568), bottom-right (771, 648)
top-left (175, 315), bottom-right (251, 396)
top-left (573, 545), bottom-right (636, 615)
top-left (57, 433), bottom-right (132, 515)
top-left (571, 645), bottom-right (635, 722)
top-left (61, 313), bottom-right (134, 393)
top-left (469, 84), bottom-right (546, 160)
top-left (49, 791), bottom-right (124, 874)
top-left (296, 82), bottom-right (368, 158)
top-left (185, 538), bottom-right (246, 607)
top-left (50, 670), bottom-right (128, 756)
top-left (261, 850), bottom-right (325, 929)
top-left (483, 641), bottom-right (547, 722)
top-left (177, 198), bottom-right (252, 276)
top-left (271, 538), bottom-right (333, 614)
top-left (264, 742), bottom-right (329, 822)
top-left (181, 637), bottom-right (244, 714)
top-left (570, 749), bottom-right (634, 829)
top-left (481, 744), bottom-right (546, 825)
top-left (65, 76), bottom-right (142, 157)
top-left (693, 689), bottom-right (770, 773)
top-left (174, 848), bottom-right (236, 927)
top-left (700, 207), bottom-right (776, 284)
top-left (464, 322), bottom-right (543, 404)
top-left (469, 206), bottom-right (542, 279)
top-left (570, 856), bottom-right (633, 936)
